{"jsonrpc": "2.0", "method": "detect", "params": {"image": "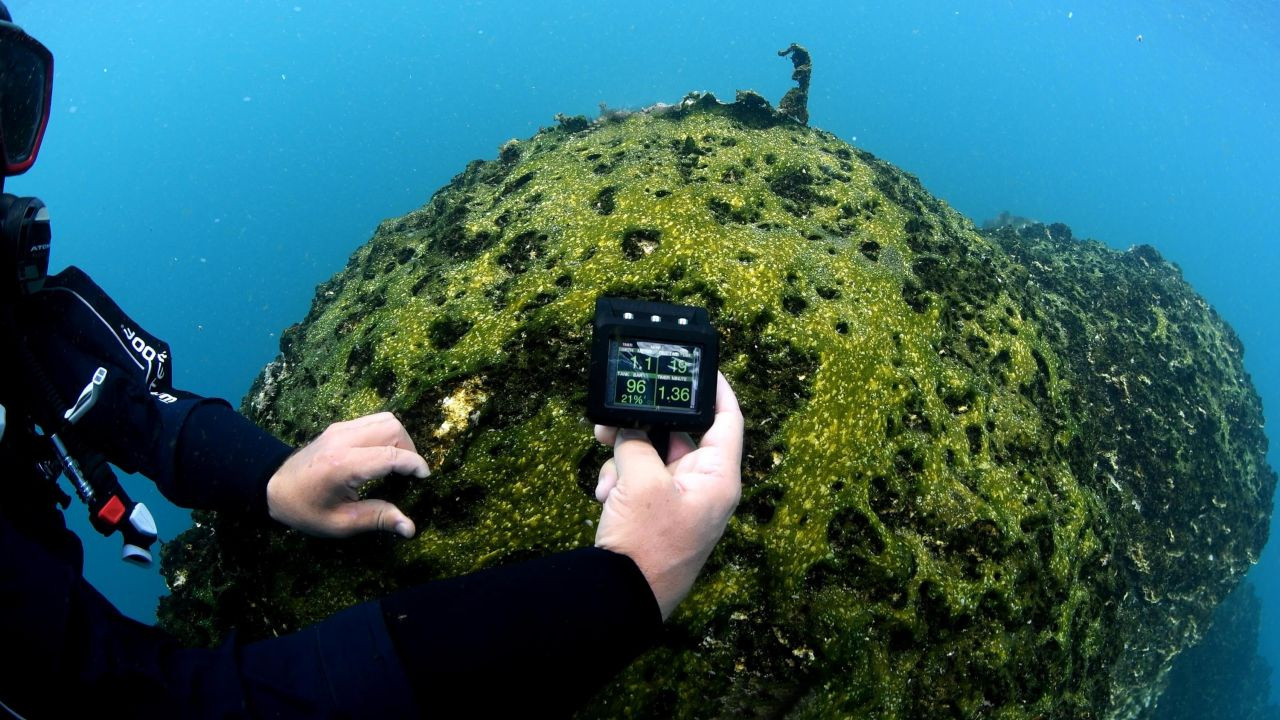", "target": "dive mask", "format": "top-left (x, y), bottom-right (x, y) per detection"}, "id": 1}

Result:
top-left (0, 16), bottom-right (53, 176)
